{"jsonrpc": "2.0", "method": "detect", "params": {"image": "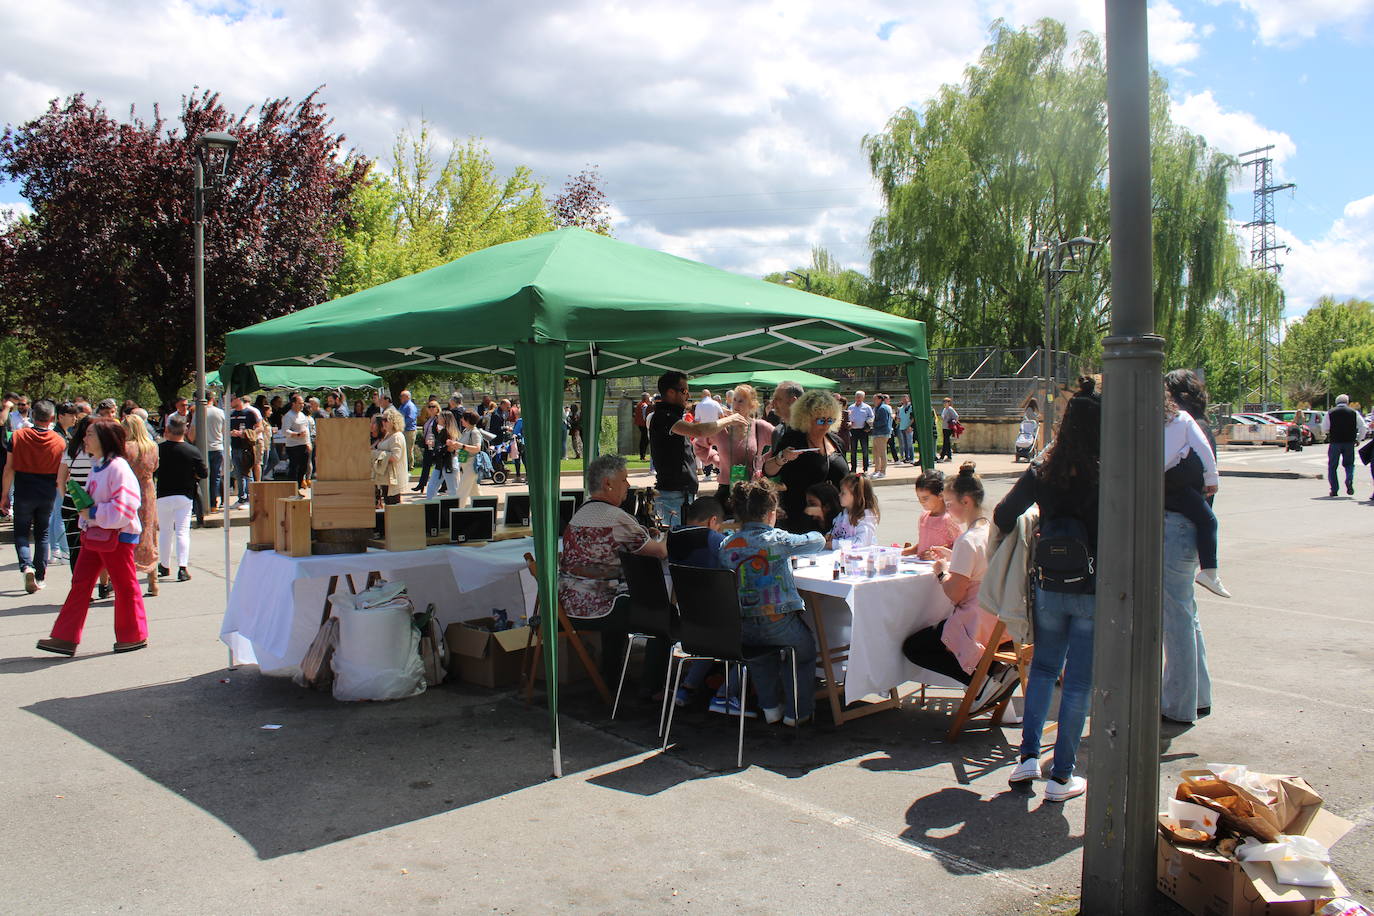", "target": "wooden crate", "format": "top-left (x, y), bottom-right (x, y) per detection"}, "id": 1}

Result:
top-left (274, 497), bottom-right (312, 557)
top-left (383, 502), bottom-right (427, 552)
top-left (248, 481), bottom-right (300, 549)
top-left (314, 417), bottom-right (373, 480)
top-left (310, 479), bottom-right (376, 530)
